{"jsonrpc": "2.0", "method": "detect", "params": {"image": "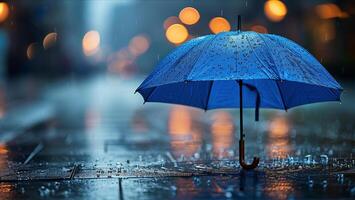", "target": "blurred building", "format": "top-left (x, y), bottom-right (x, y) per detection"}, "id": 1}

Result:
top-left (0, 0), bottom-right (353, 79)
